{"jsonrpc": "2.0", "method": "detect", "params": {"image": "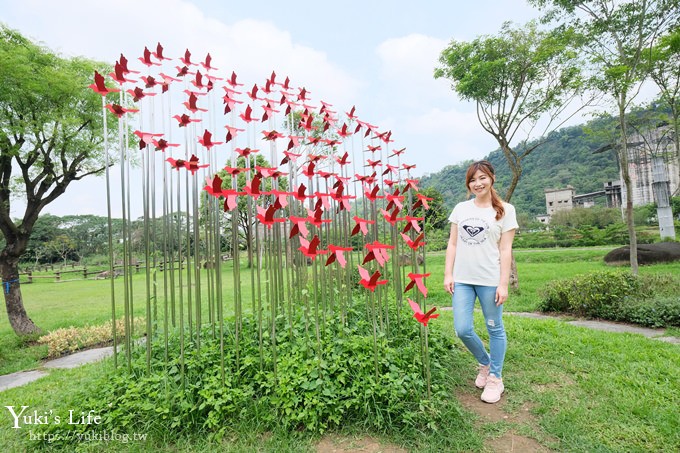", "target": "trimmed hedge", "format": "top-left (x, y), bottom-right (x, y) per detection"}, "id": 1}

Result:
top-left (538, 270), bottom-right (680, 327)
